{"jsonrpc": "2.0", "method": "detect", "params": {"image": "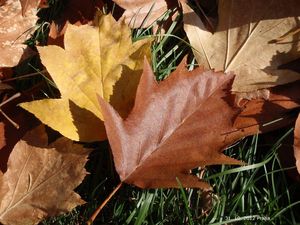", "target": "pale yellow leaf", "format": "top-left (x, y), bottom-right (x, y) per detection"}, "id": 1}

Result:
top-left (183, 0), bottom-right (300, 92)
top-left (20, 13), bottom-right (151, 141)
top-left (21, 99), bottom-right (106, 141)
